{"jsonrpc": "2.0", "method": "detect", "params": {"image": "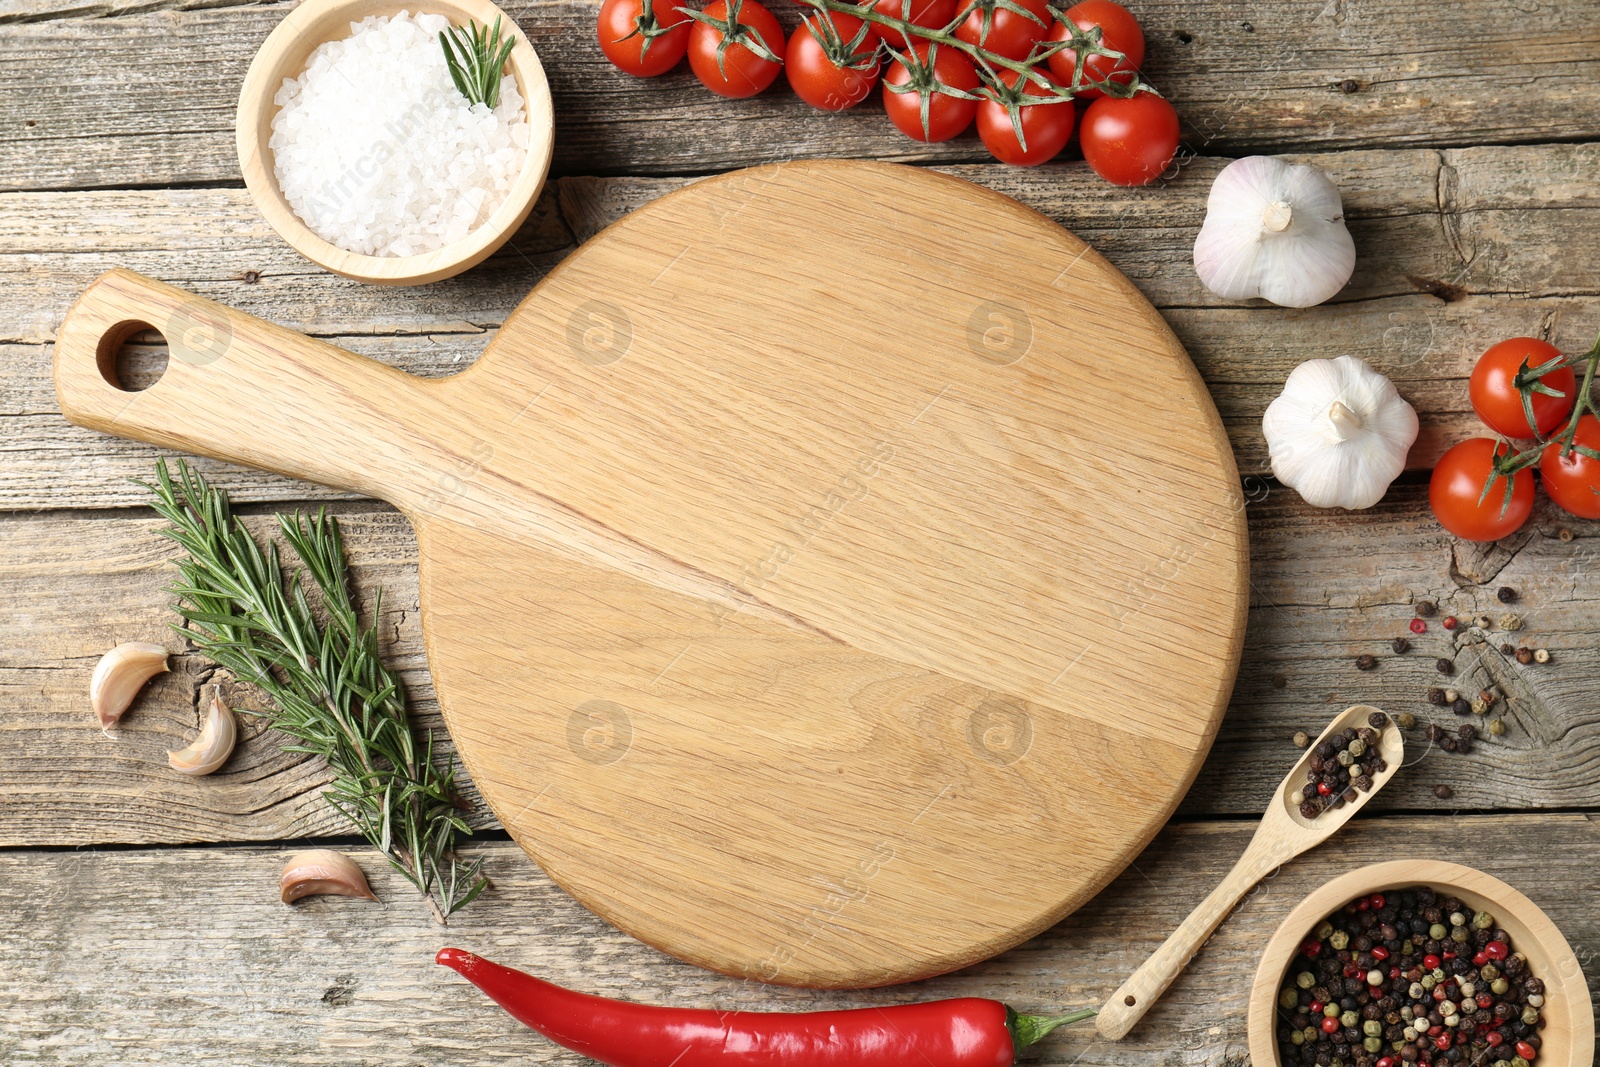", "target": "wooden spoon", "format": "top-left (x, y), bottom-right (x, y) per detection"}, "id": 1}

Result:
top-left (1094, 704), bottom-right (1405, 1040)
